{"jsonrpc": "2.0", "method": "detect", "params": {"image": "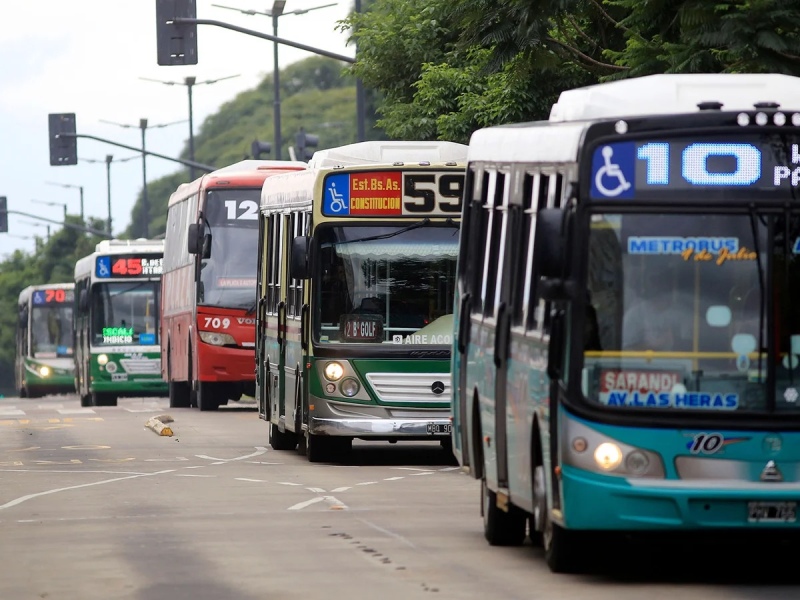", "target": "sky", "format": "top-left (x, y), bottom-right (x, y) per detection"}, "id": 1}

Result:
top-left (0, 0), bottom-right (356, 259)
